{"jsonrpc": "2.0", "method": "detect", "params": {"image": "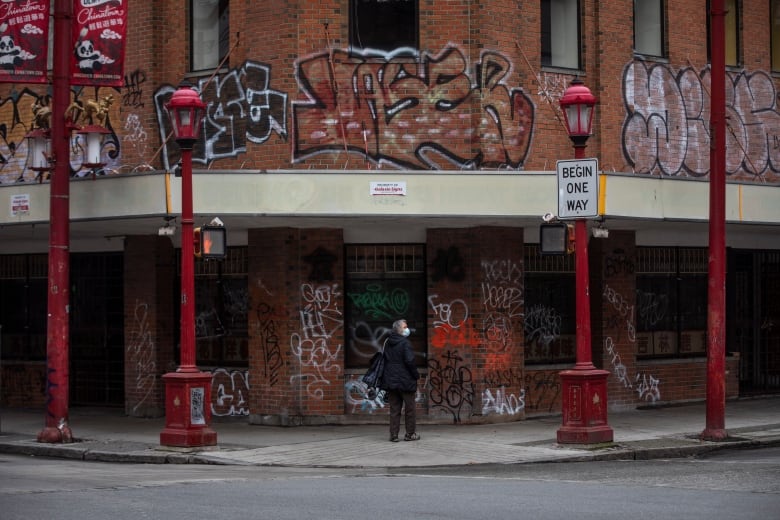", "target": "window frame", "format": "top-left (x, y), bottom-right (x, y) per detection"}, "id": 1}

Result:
top-left (190, 0), bottom-right (230, 72)
top-left (633, 0), bottom-right (666, 58)
top-left (707, 0), bottom-right (741, 67)
top-left (771, 0), bottom-right (780, 71)
top-left (349, 0), bottom-right (419, 52)
top-left (523, 245), bottom-right (576, 365)
top-left (344, 244), bottom-right (427, 369)
top-left (636, 247), bottom-right (709, 359)
top-left (541, 0), bottom-right (582, 70)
